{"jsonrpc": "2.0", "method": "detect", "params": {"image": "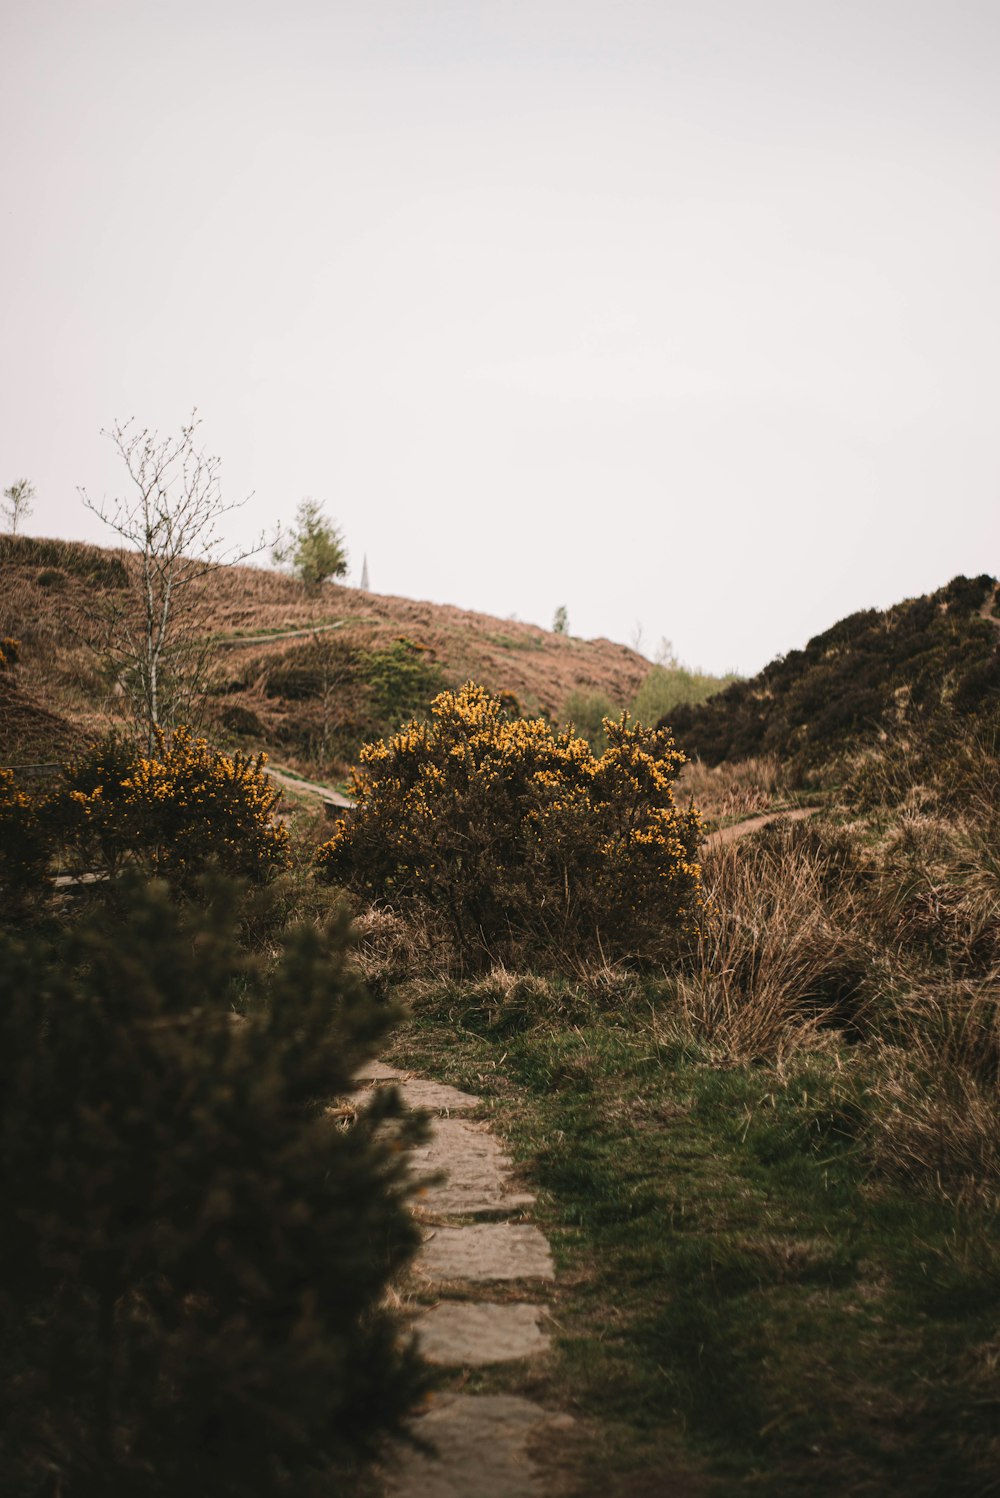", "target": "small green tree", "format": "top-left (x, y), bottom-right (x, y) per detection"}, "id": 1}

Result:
top-left (2, 478), bottom-right (34, 535)
top-left (0, 876), bottom-right (430, 1495)
top-left (553, 604), bottom-right (569, 635)
top-left (273, 500), bottom-right (348, 591)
